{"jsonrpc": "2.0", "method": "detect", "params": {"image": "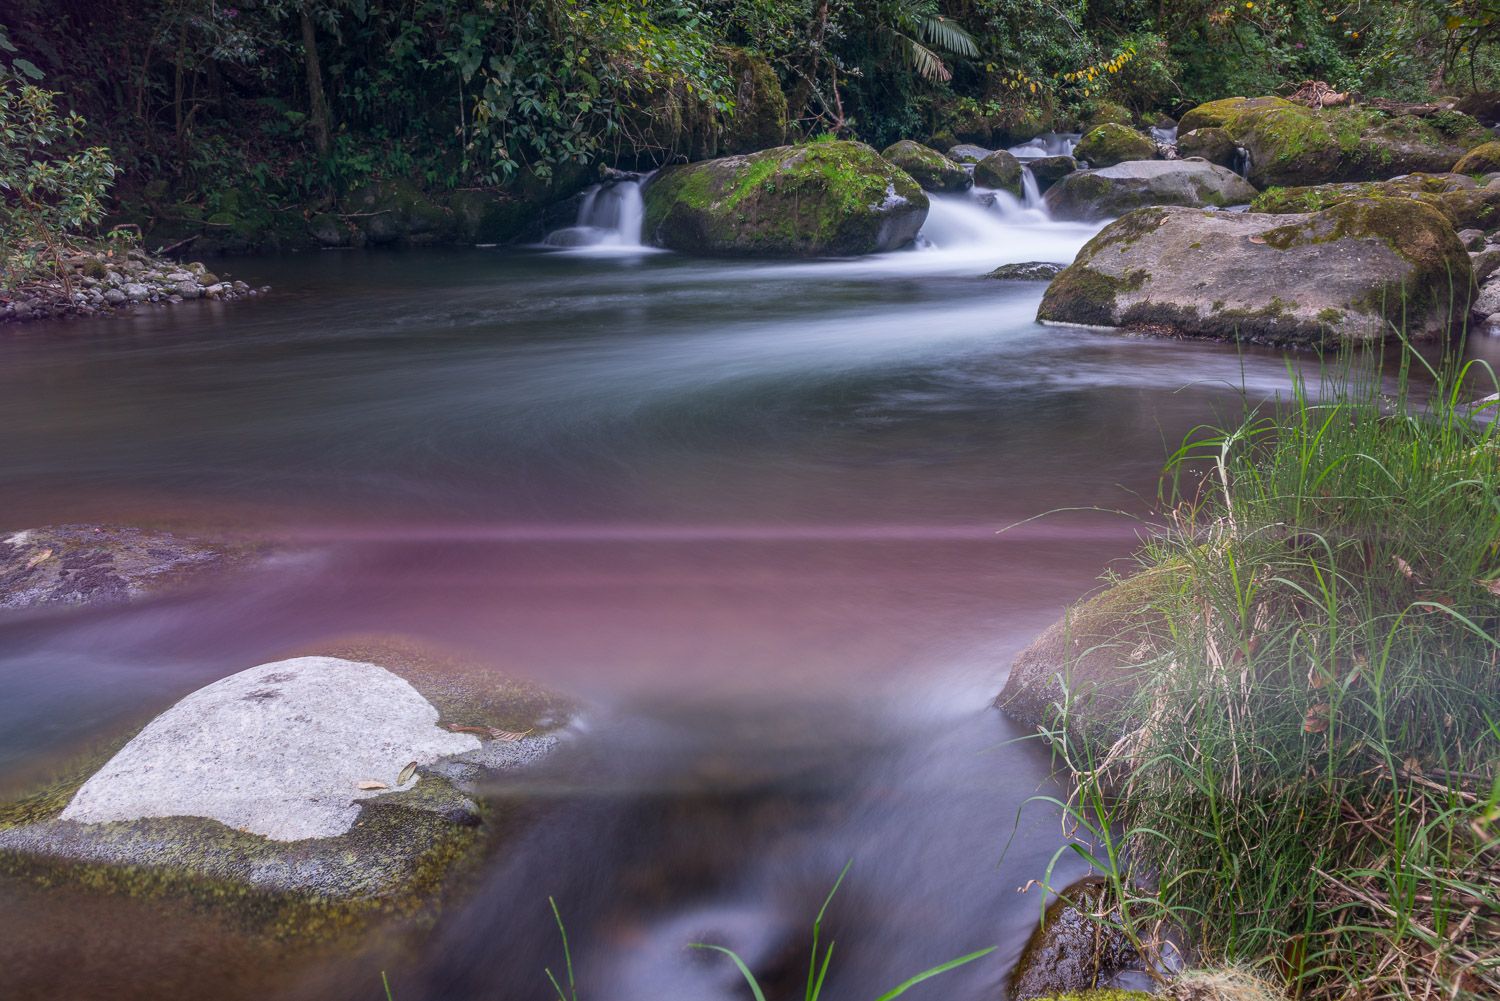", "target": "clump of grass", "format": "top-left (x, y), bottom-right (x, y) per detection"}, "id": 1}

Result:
top-left (1045, 351), bottom-right (1500, 1000)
